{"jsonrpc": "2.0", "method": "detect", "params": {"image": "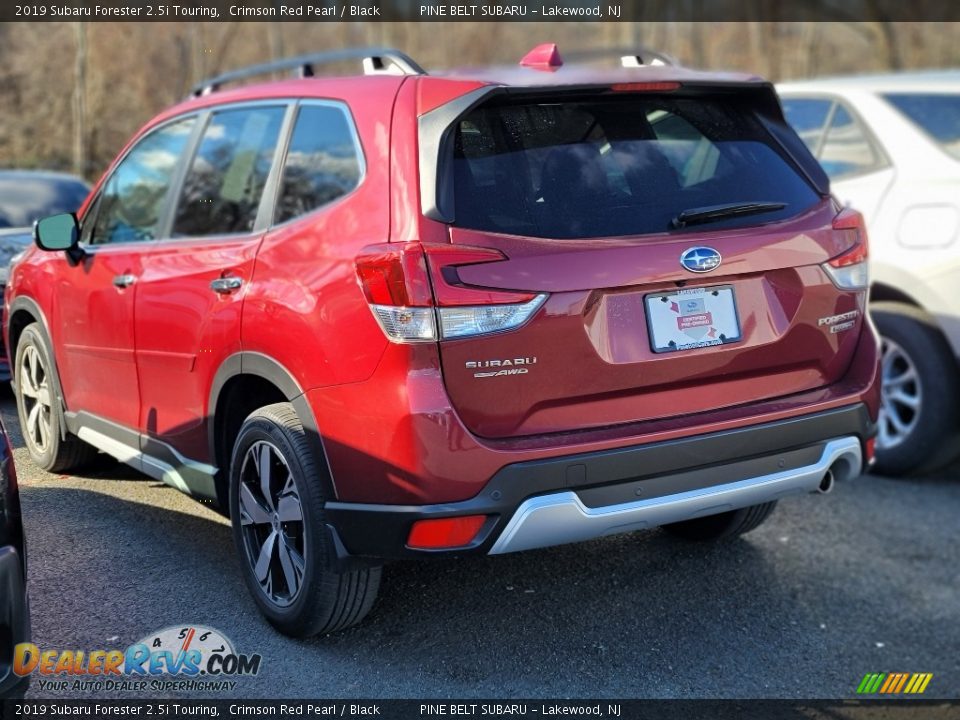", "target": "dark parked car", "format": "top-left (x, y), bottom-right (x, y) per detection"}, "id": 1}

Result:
top-left (9, 46), bottom-right (880, 637)
top-left (0, 171), bottom-right (90, 381)
top-left (0, 418), bottom-right (28, 697)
